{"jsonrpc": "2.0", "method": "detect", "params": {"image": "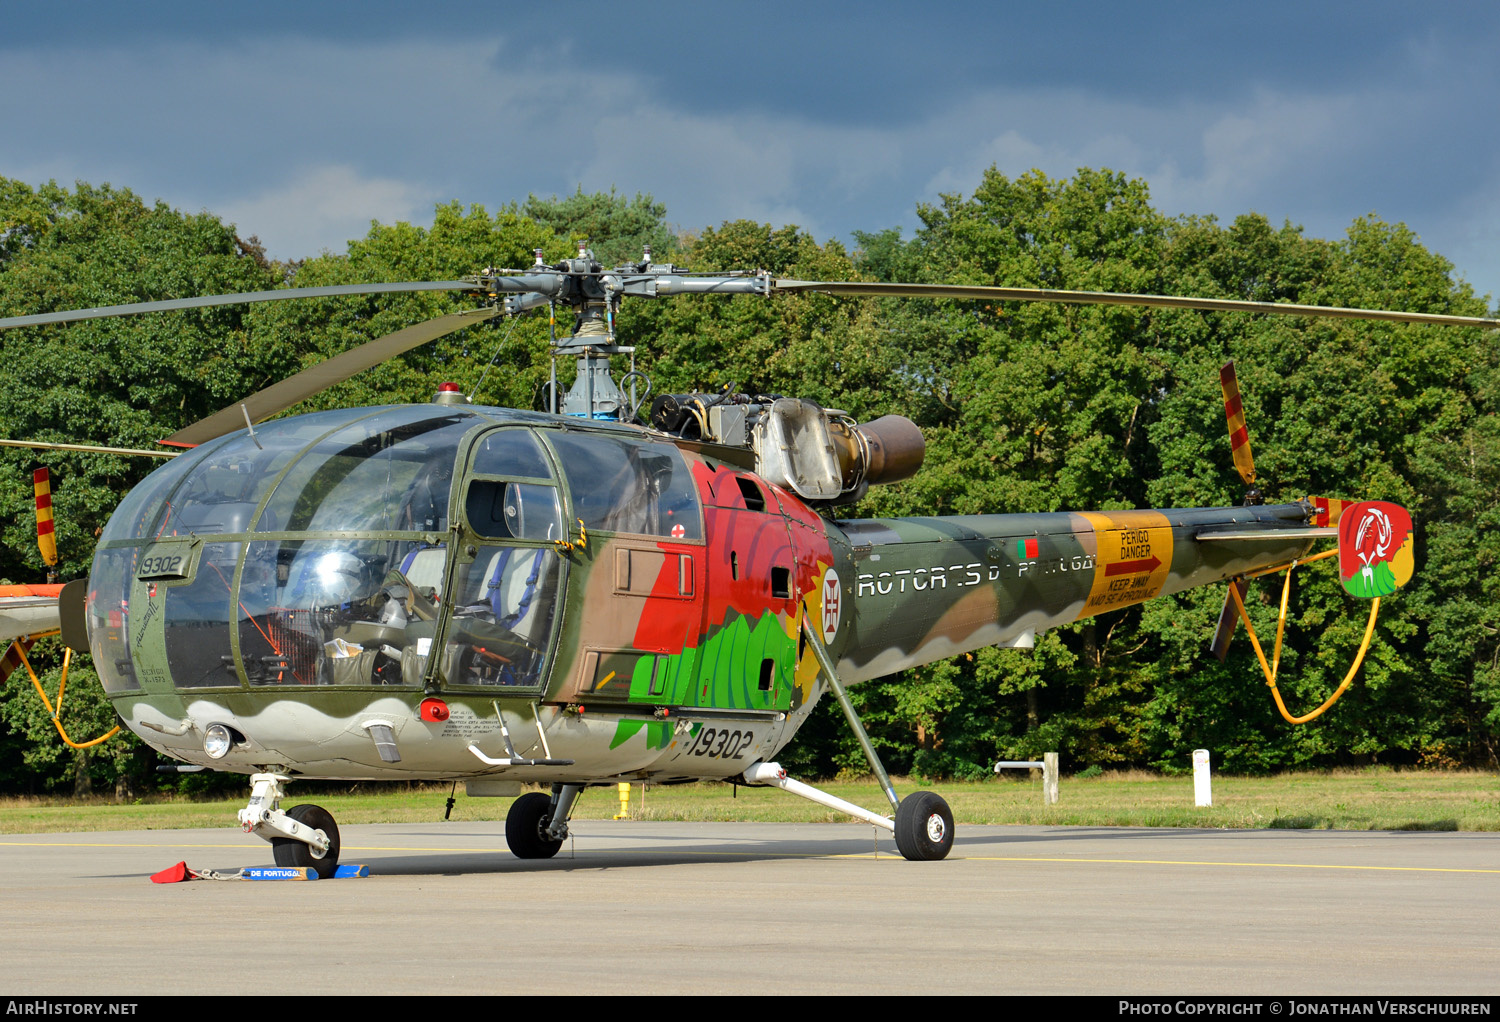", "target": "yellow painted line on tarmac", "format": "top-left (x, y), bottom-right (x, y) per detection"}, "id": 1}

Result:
top-left (954, 855), bottom-right (1500, 875)
top-left (0, 839), bottom-right (503, 854)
